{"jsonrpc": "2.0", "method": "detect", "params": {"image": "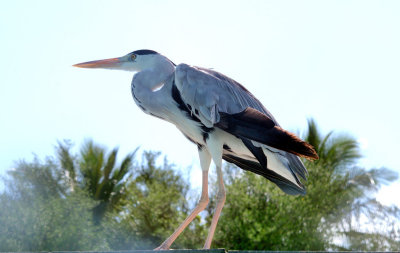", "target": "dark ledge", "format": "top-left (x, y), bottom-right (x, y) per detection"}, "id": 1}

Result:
top-left (4, 250), bottom-right (394, 253)
top-left (55, 250), bottom-right (226, 253)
